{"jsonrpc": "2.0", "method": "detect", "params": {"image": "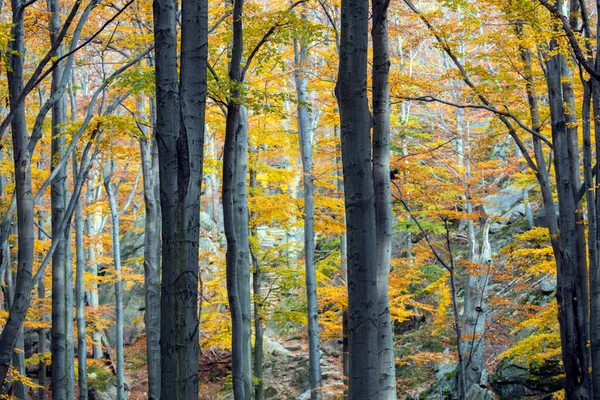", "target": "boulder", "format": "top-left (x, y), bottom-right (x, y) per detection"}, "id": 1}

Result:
top-left (490, 358), bottom-right (562, 399)
top-left (466, 385), bottom-right (495, 400)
